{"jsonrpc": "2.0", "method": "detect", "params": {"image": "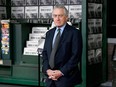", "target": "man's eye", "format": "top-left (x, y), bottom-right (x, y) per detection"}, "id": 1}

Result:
top-left (59, 15), bottom-right (63, 17)
top-left (54, 15), bottom-right (57, 17)
top-left (53, 15), bottom-right (64, 18)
